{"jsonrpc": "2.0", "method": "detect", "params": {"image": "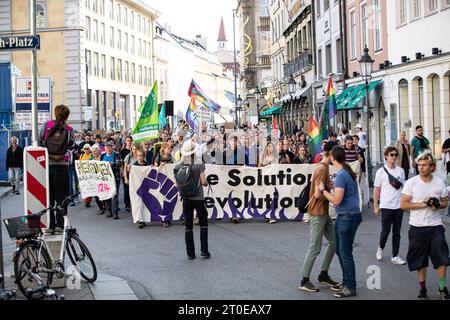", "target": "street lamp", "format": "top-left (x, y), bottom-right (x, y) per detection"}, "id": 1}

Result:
top-left (236, 94), bottom-right (242, 127)
top-left (287, 74), bottom-right (297, 134)
top-left (359, 46), bottom-right (374, 181)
